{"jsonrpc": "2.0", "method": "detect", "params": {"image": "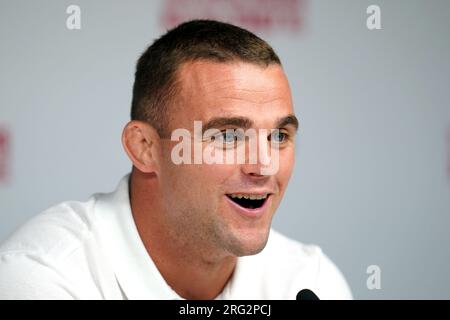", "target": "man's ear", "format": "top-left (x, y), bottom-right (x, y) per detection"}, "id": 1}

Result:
top-left (122, 120), bottom-right (161, 174)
